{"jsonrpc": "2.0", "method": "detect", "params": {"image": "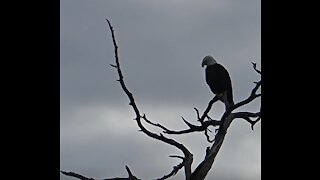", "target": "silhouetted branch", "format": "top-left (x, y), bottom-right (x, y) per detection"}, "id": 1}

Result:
top-left (223, 80), bottom-right (261, 118)
top-left (140, 101), bottom-right (220, 143)
top-left (199, 96), bottom-right (220, 123)
top-left (204, 129), bottom-right (215, 143)
top-left (141, 114), bottom-right (170, 132)
top-left (124, 166), bottom-right (140, 180)
top-left (61, 171), bottom-right (95, 180)
top-left (155, 157), bottom-right (185, 180)
top-left (106, 19), bottom-right (193, 180)
top-left (252, 62), bottom-right (261, 74)
top-left (233, 112), bottom-right (261, 130)
top-left (110, 64), bottom-right (118, 68)
top-left (61, 166), bottom-right (140, 180)
top-left (190, 114), bottom-right (234, 180)
top-left (169, 155), bottom-right (184, 160)
top-left (181, 116), bottom-right (198, 129)
top-left (193, 107), bottom-right (200, 120)
top-left (163, 120), bottom-right (220, 135)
